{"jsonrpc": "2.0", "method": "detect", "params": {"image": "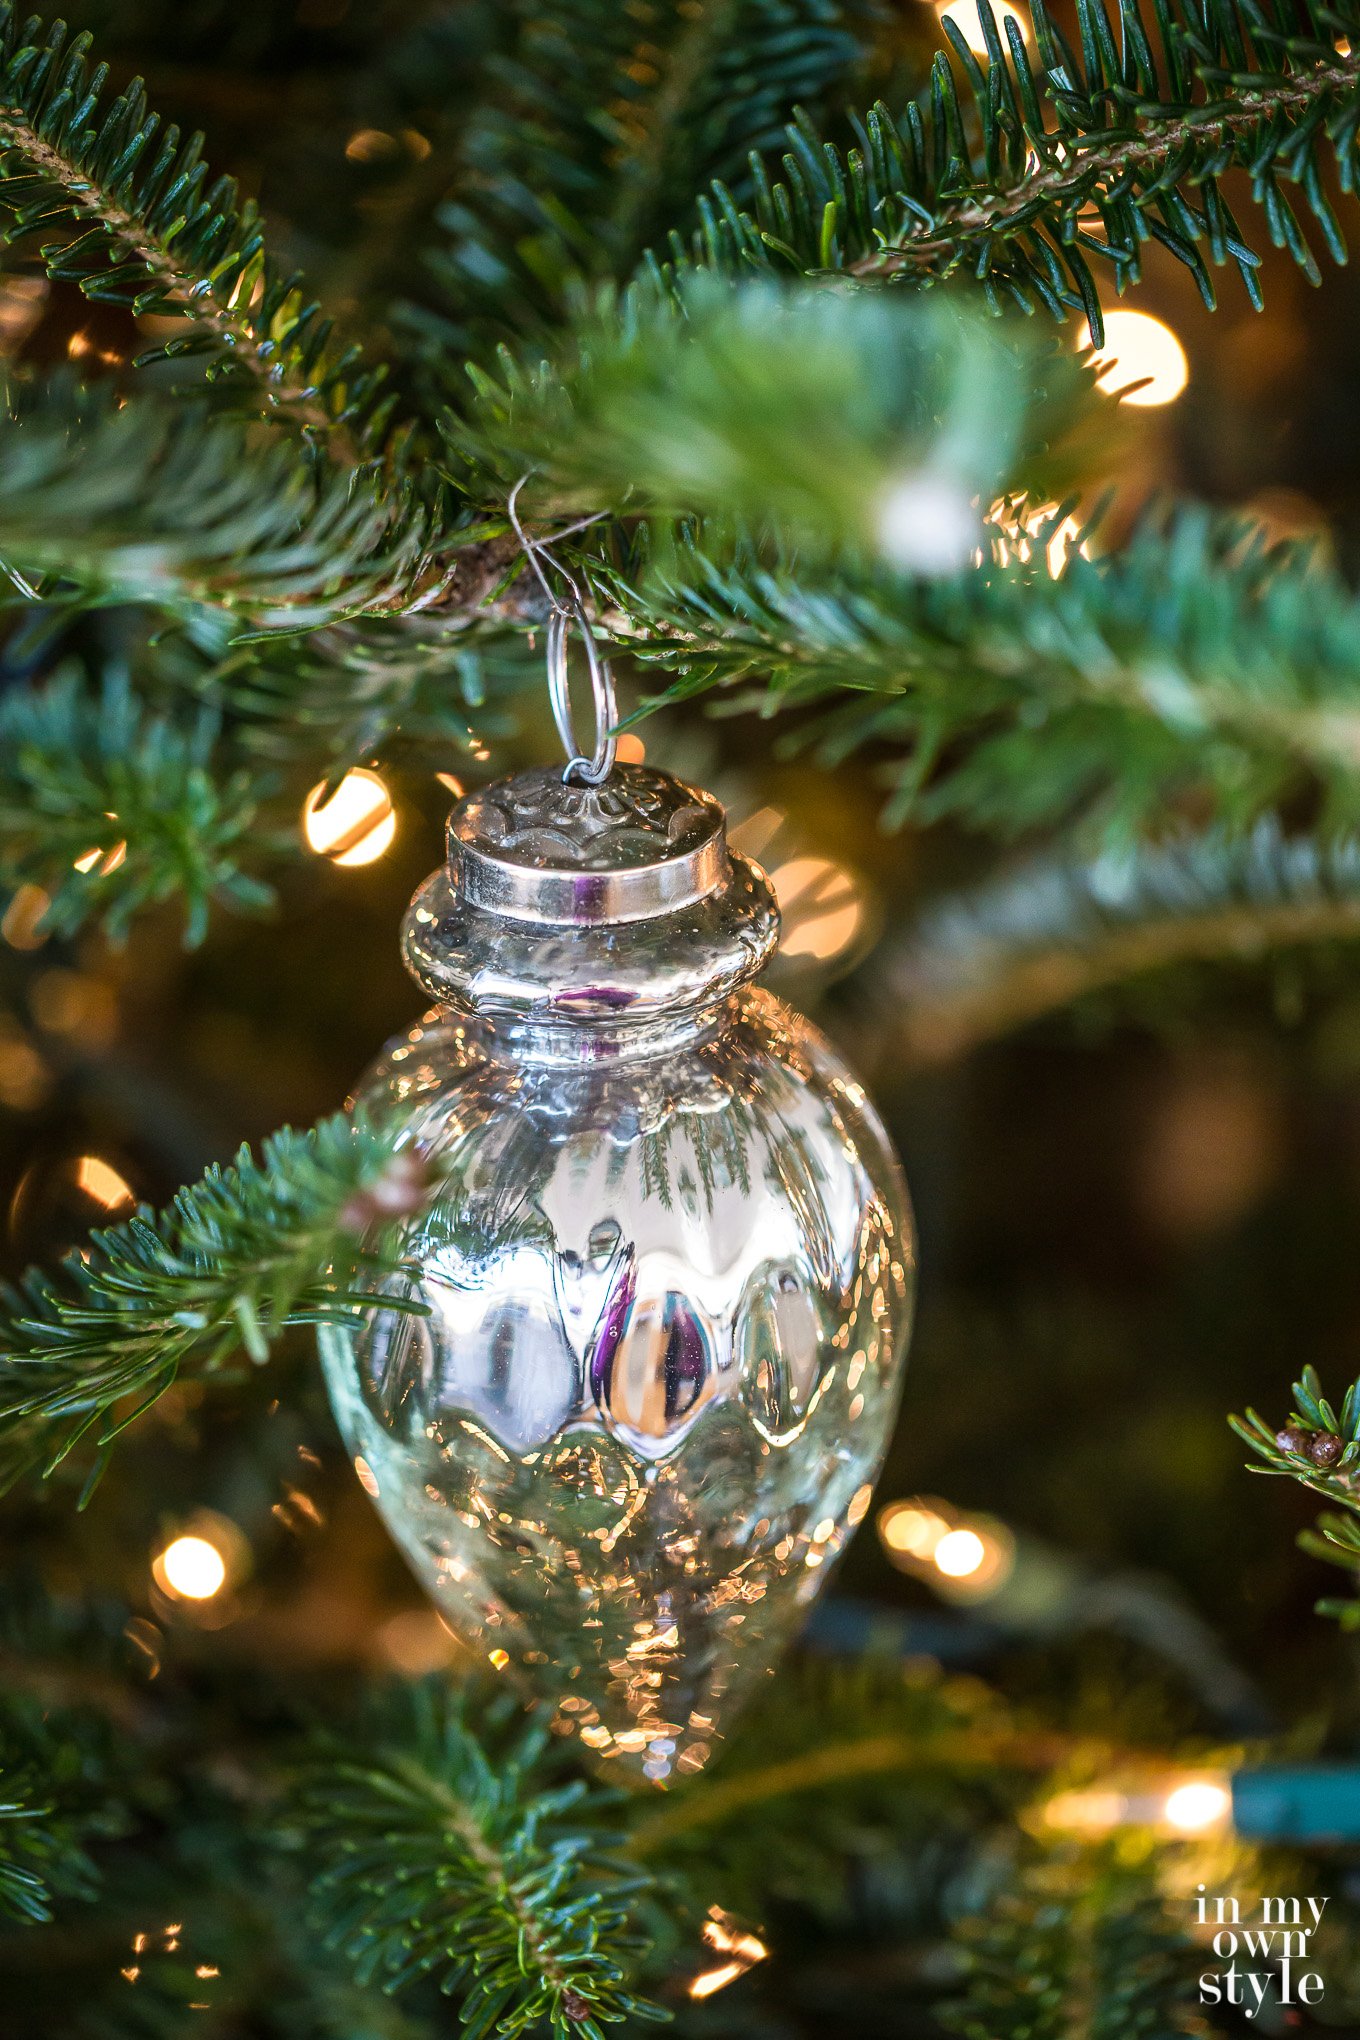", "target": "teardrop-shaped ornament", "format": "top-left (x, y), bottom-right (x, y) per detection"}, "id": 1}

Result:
top-left (320, 763), bottom-right (915, 1785)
